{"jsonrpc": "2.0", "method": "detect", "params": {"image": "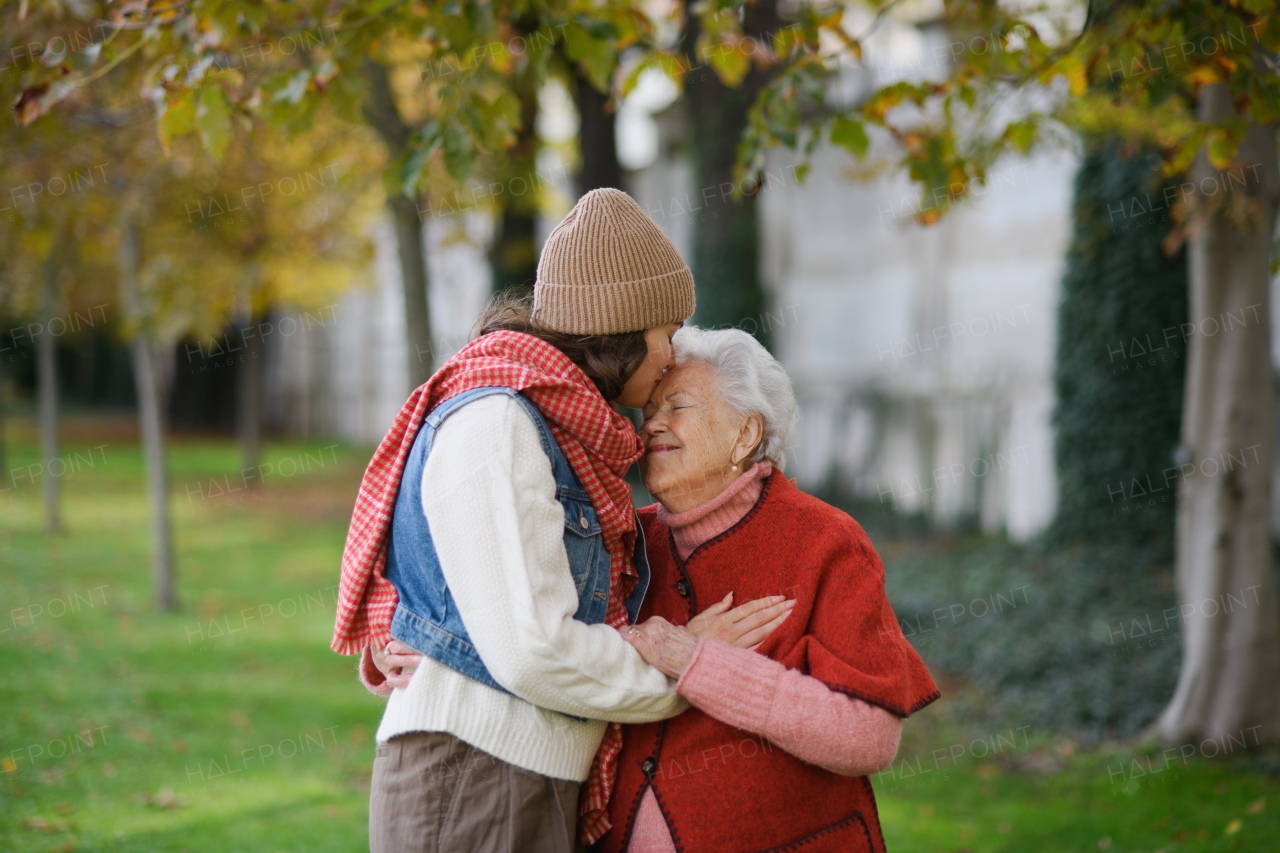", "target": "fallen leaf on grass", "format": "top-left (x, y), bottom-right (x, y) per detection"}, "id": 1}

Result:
top-left (100, 763), bottom-right (116, 777)
top-left (54, 802), bottom-right (73, 814)
top-left (1246, 798), bottom-right (1265, 815)
top-left (1225, 819), bottom-right (1242, 835)
top-left (143, 788), bottom-right (190, 809)
top-left (997, 821), bottom-right (1012, 834)
top-left (21, 815), bottom-right (69, 833)
top-left (1098, 838), bottom-right (1111, 850)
